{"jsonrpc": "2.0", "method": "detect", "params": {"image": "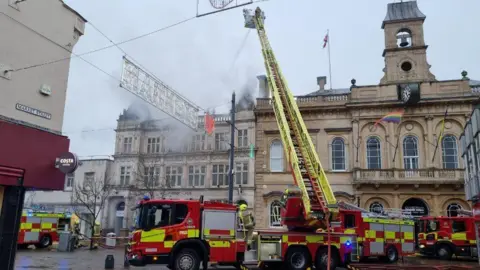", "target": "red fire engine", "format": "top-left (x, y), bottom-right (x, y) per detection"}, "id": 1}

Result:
top-left (127, 196), bottom-right (356, 269)
top-left (417, 214), bottom-right (478, 260)
top-left (126, 7), bottom-right (416, 270)
top-left (17, 209), bottom-right (72, 249)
